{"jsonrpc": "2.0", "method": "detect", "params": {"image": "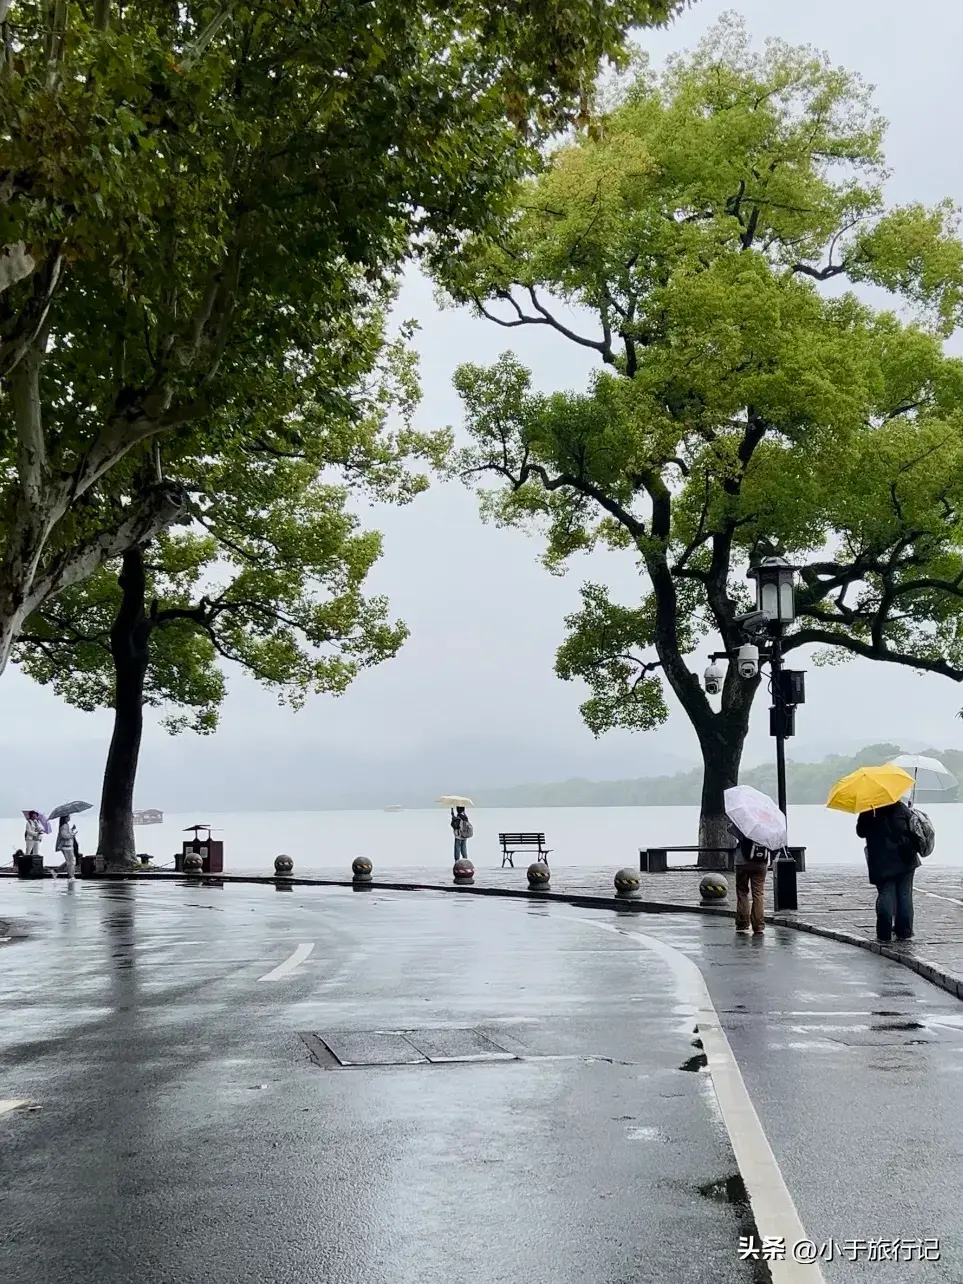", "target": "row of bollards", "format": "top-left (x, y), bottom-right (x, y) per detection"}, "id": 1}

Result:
top-left (186, 852), bottom-right (728, 904)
